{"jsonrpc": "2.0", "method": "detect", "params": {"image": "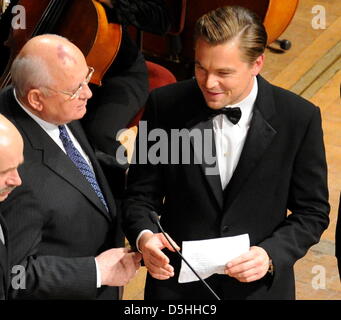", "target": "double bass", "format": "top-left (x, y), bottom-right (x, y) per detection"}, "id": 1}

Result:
top-left (0, 0), bottom-right (122, 89)
top-left (142, 0), bottom-right (299, 66)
